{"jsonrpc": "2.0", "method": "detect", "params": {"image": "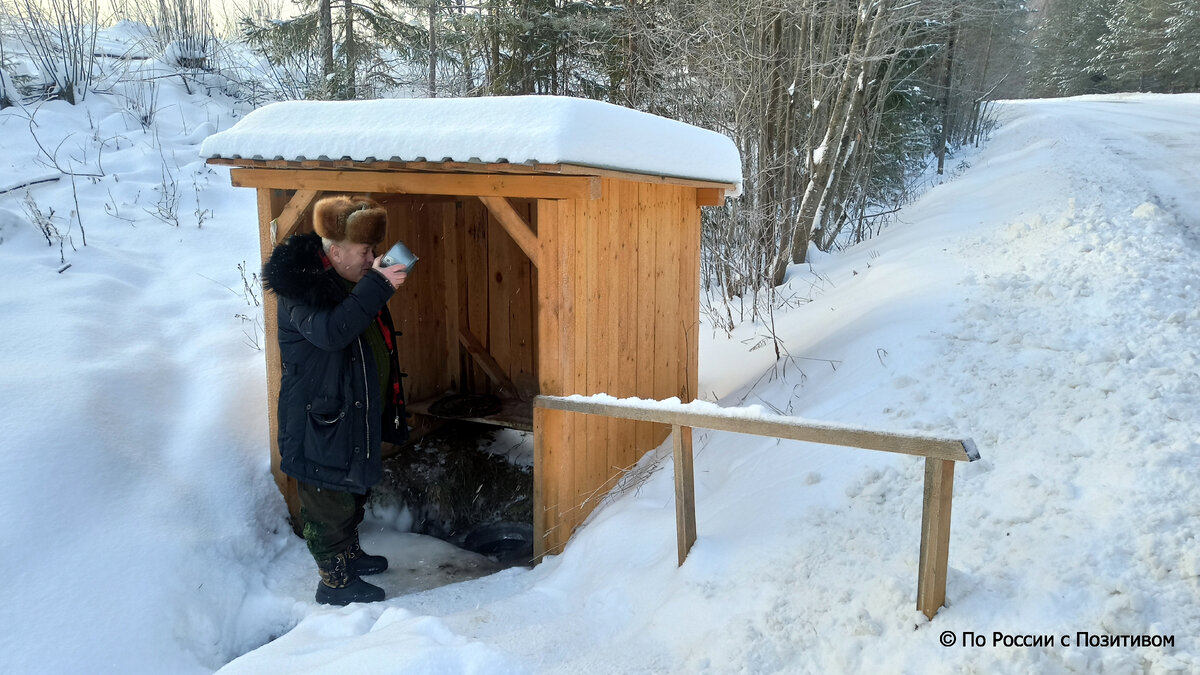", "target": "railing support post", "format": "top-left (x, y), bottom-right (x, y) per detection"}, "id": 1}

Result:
top-left (917, 457), bottom-right (956, 618)
top-left (672, 424), bottom-right (697, 565)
